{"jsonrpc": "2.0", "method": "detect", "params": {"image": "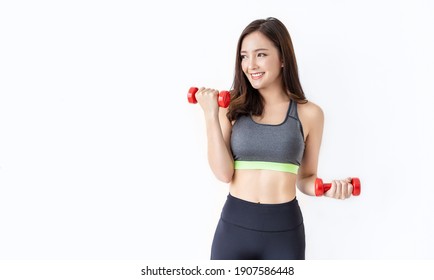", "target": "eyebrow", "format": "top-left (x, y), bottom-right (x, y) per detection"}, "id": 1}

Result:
top-left (240, 48), bottom-right (269, 53)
